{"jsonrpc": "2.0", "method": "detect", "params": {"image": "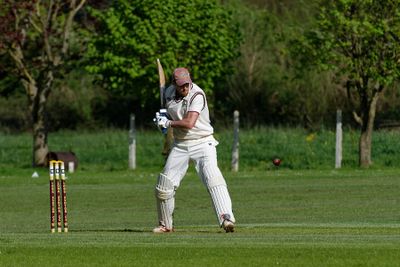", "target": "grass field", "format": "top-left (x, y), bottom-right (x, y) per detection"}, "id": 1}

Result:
top-left (1, 167), bottom-right (399, 266)
top-left (2, 128), bottom-right (400, 170)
